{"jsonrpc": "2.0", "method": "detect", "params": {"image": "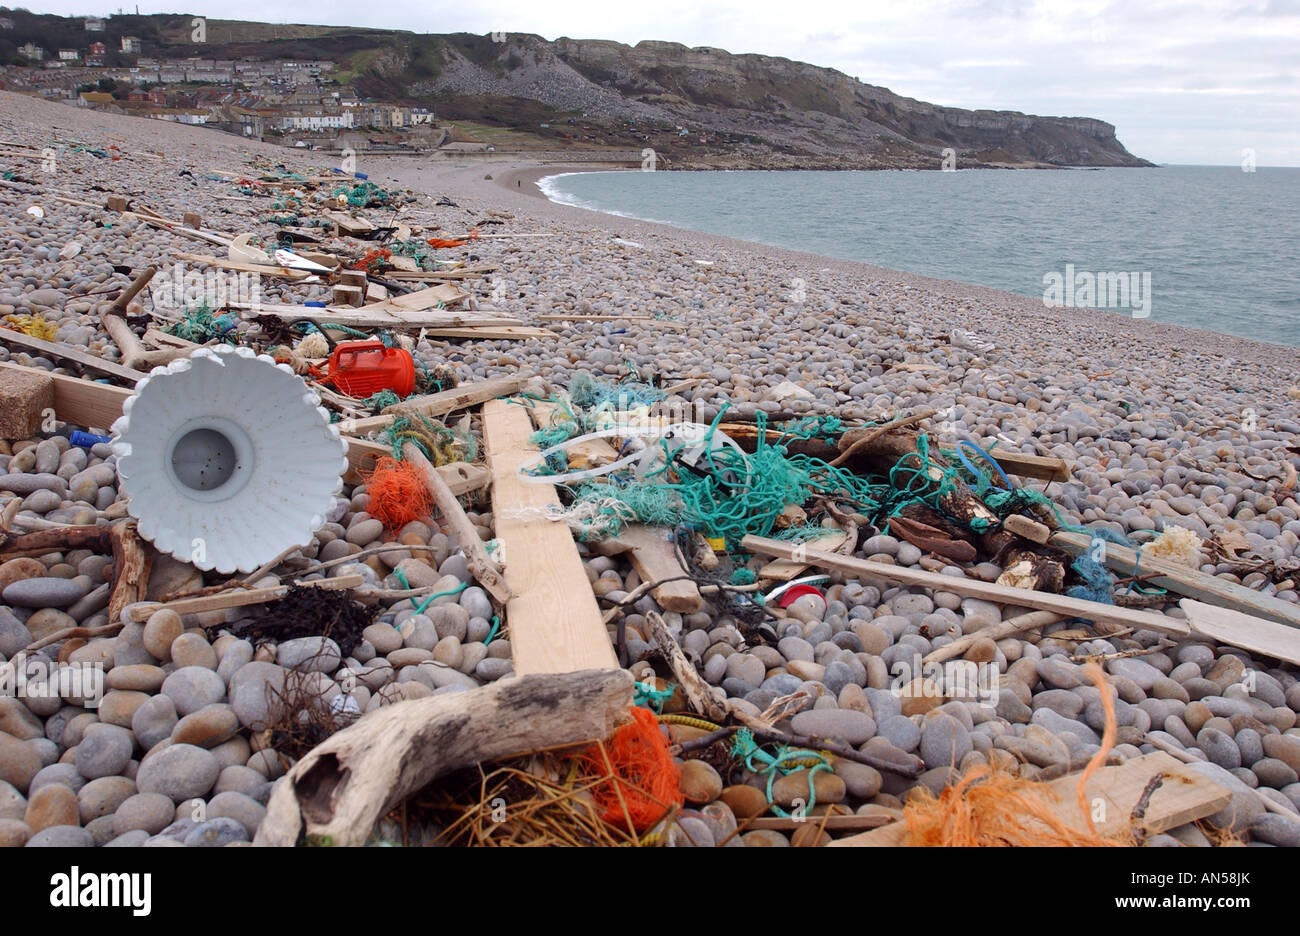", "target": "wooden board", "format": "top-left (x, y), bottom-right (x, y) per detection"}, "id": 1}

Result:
top-left (829, 752), bottom-right (1231, 846)
top-left (1180, 599), bottom-right (1300, 666)
top-left (526, 401), bottom-right (619, 465)
top-left (173, 252), bottom-right (312, 281)
top-left (483, 398), bottom-right (617, 675)
top-left (126, 574), bottom-right (363, 622)
top-left (424, 326), bottom-right (556, 340)
top-left (1051, 530), bottom-right (1300, 630)
top-left (0, 362), bottom-right (131, 430)
top-left (593, 524), bottom-right (702, 613)
top-left (339, 376), bottom-right (530, 437)
top-left (987, 450), bottom-right (1070, 484)
top-left (229, 301), bottom-right (509, 330)
top-left (0, 328), bottom-right (142, 384)
top-left (759, 531), bottom-right (849, 581)
top-left (745, 813), bottom-right (899, 833)
top-left (742, 535), bottom-right (1192, 637)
